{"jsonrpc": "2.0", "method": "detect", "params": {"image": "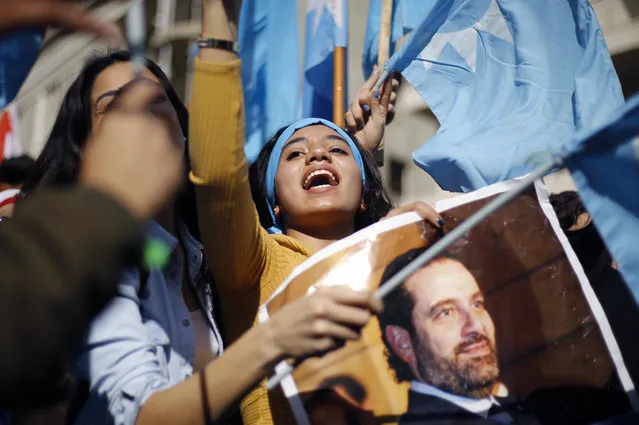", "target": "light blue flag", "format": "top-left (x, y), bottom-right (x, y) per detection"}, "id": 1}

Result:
top-left (239, 0), bottom-right (300, 163)
top-left (362, 0), bottom-right (434, 77)
top-left (0, 29), bottom-right (43, 108)
top-left (381, 0), bottom-right (623, 192)
top-left (563, 94), bottom-right (639, 305)
top-left (303, 0), bottom-right (348, 120)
